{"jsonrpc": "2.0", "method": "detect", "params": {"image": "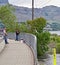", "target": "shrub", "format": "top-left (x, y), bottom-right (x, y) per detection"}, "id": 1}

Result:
top-left (56, 43), bottom-right (60, 53)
